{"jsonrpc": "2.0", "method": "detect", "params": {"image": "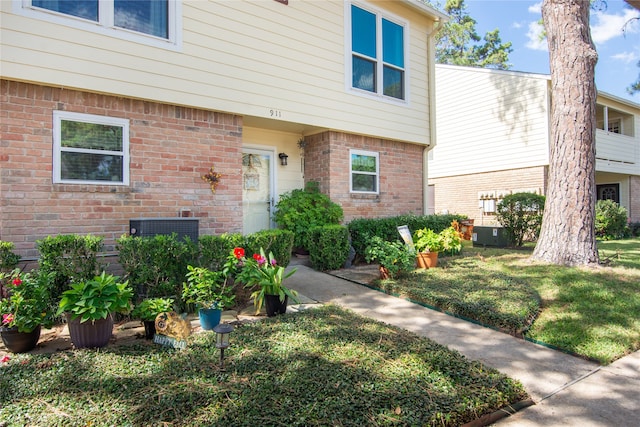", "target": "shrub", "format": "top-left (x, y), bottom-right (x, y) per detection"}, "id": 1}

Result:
top-left (198, 233), bottom-right (243, 271)
top-left (348, 214), bottom-right (465, 259)
top-left (630, 222), bottom-right (640, 237)
top-left (36, 234), bottom-right (104, 304)
top-left (595, 199), bottom-right (630, 240)
top-left (0, 241), bottom-right (21, 273)
top-left (273, 181), bottom-right (343, 251)
top-left (116, 233), bottom-right (198, 303)
top-left (308, 225), bottom-right (350, 271)
top-left (496, 192), bottom-right (545, 247)
top-left (242, 229), bottom-right (295, 267)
